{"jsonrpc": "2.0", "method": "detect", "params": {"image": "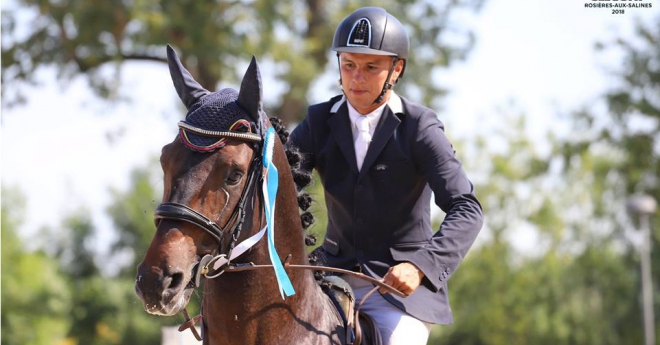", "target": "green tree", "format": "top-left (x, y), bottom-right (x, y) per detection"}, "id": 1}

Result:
top-left (565, 15), bottom-right (660, 344)
top-left (48, 212), bottom-right (125, 345)
top-left (1, 186), bottom-right (73, 345)
top-left (40, 164), bottom-right (174, 345)
top-left (430, 15), bottom-right (660, 345)
top-left (428, 102), bottom-right (648, 344)
top-left (106, 159), bottom-right (162, 277)
top-left (105, 162), bottom-right (197, 344)
top-left (2, 0), bottom-right (485, 122)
